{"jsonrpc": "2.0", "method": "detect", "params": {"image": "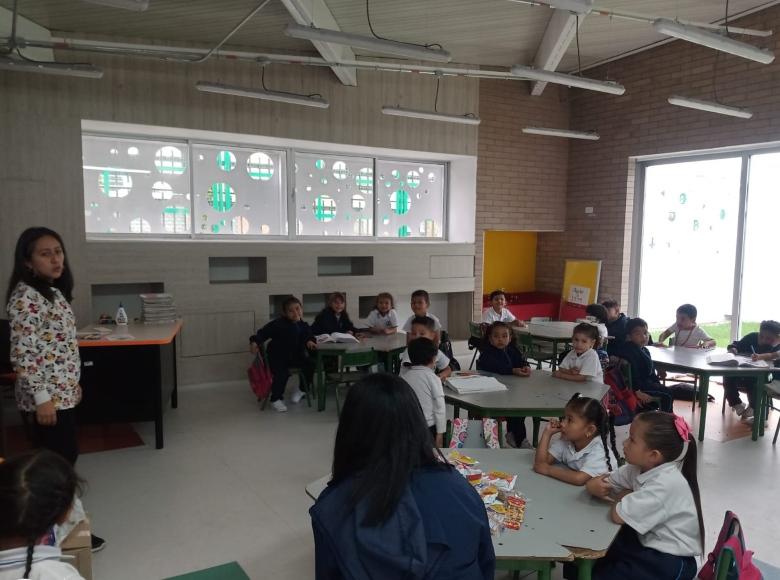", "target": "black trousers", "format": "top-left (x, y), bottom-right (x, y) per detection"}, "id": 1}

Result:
top-left (29, 407), bottom-right (79, 466)
top-left (723, 377), bottom-right (758, 409)
top-left (507, 417), bottom-right (527, 444)
top-left (268, 356), bottom-right (315, 402)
